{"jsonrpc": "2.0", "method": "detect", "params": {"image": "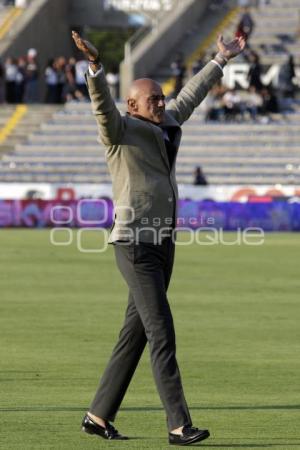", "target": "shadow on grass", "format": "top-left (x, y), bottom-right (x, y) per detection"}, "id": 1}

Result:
top-left (200, 445), bottom-right (300, 448)
top-left (124, 405), bottom-right (300, 412)
top-left (0, 404), bottom-right (300, 412)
